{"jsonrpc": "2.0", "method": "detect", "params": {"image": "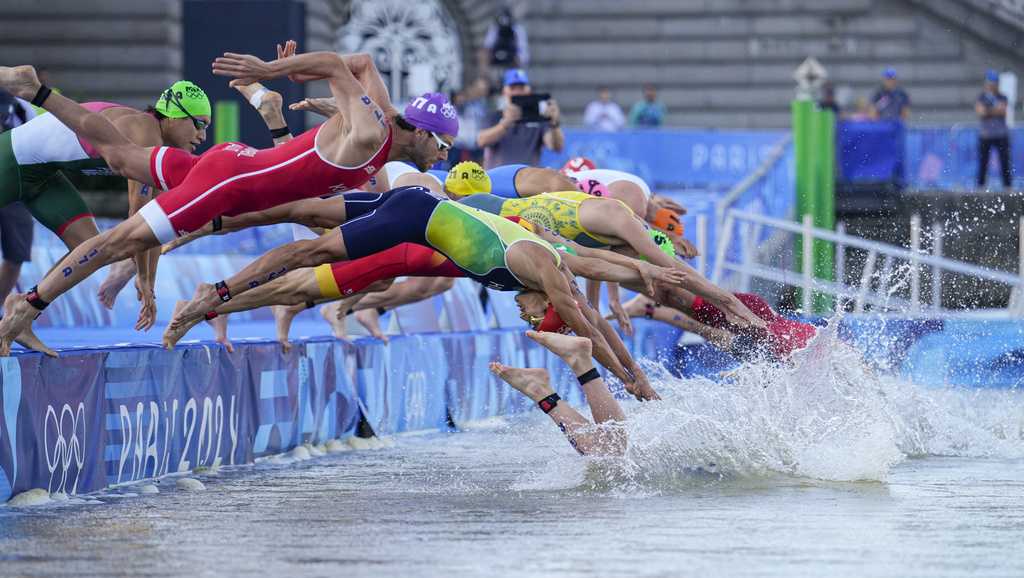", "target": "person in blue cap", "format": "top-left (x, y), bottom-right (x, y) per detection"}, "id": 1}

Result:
top-left (975, 69), bottom-right (1012, 190)
top-left (871, 67), bottom-right (911, 121)
top-left (477, 68), bottom-right (563, 170)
